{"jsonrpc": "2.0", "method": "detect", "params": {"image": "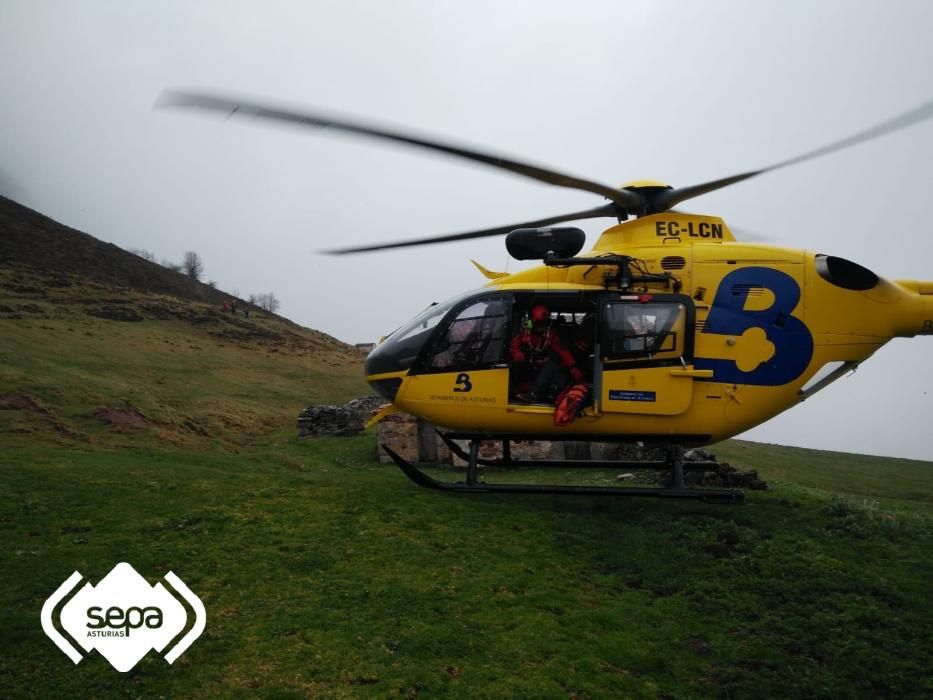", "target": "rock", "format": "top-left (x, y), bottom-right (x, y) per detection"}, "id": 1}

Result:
top-left (450, 439), bottom-right (554, 467)
top-left (651, 449), bottom-right (770, 490)
top-left (593, 442), bottom-right (669, 462)
top-left (376, 412), bottom-right (419, 463)
top-left (616, 473), bottom-right (635, 481)
top-left (690, 639), bottom-right (712, 656)
top-left (87, 305), bottom-right (143, 322)
top-left (558, 441), bottom-right (592, 460)
top-left (347, 395), bottom-right (388, 416)
top-left (297, 405), bottom-right (360, 437)
top-left (296, 394), bottom-right (388, 437)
